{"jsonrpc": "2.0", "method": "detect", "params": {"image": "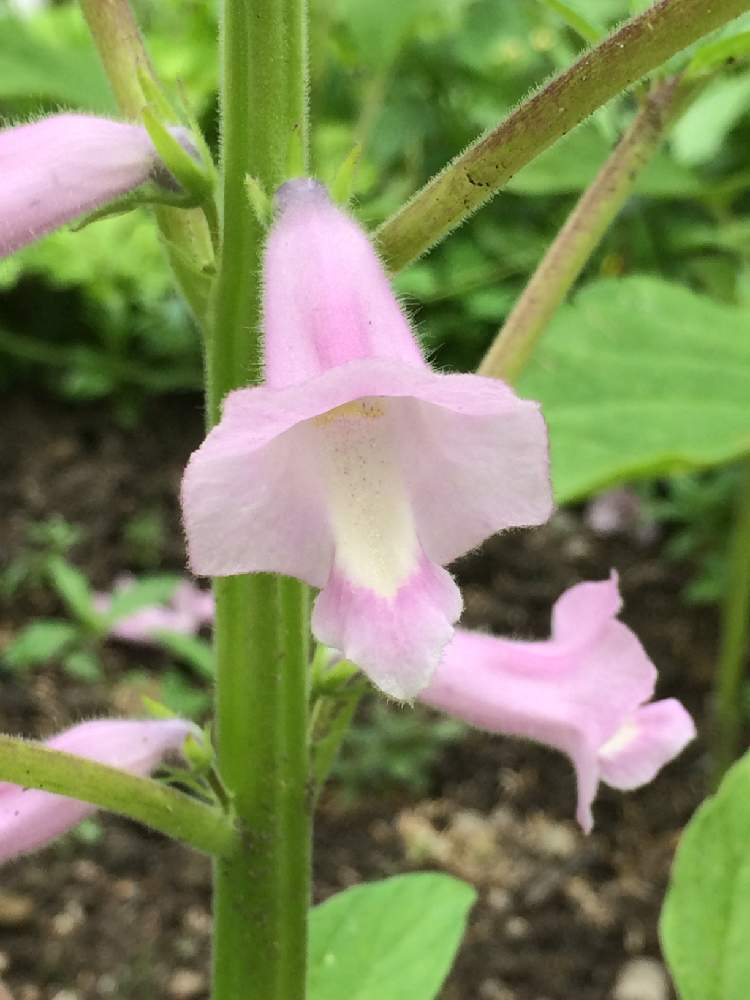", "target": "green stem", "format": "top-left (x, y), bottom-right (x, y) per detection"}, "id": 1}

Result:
top-left (479, 76), bottom-right (689, 383)
top-left (78, 0), bottom-right (214, 324)
top-left (713, 460), bottom-right (750, 782)
top-left (210, 0), bottom-right (310, 997)
top-left (0, 735), bottom-right (236, 856)
top-left (376, 0), bottom-right (750, 272)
